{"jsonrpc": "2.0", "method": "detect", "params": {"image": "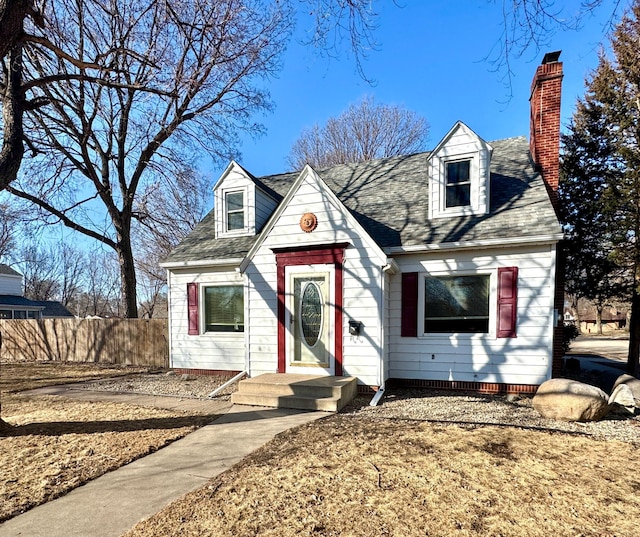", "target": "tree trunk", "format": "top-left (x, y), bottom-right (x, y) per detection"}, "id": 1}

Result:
top-left (627, 286), bottom-right (640, 377)
top-left (596, 306), bottom-right (603, 335)
top-left (117, 231), bottom-right (138, 319)
top-left (0, 44), bottom-right (25, 190)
